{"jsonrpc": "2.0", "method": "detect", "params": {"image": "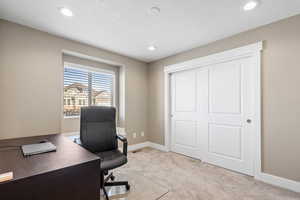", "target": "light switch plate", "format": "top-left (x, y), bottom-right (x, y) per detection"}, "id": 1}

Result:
top-left (133, 132), bottom-right (137, 138)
